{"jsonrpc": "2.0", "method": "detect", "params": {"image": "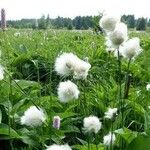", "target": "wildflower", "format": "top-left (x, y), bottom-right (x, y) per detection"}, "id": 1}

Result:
top-left (54, 53), bottom-right (79, 76)
top-left (21, 106), bottom-right (46, 127)
top-left (109, 23), bottom-right (128, 47)
top-left (99, 15), bottom-right (120, 32)
top-left (54, 53), bottom-right (91, 79)
top-left (57, 80), bottom-right (80, 103)
top-left (83, 116), bottom-right (102, 134)
top-left (73, 59), bottom-right (91, 79)
top-left (146, 84), bottom-right (150, 91)
top-left (46, 144), bottom-right (72, 150)
top-left (103, 132), bottom-right (116, 146)
top-left (0, 65), bottom-right (4, 80)
top-left (119, 38), bottom-right (142, 59)
top-left (104, 108), bottom-right (118, 119)
top-left (53, 116), bottom-right (61, 129)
